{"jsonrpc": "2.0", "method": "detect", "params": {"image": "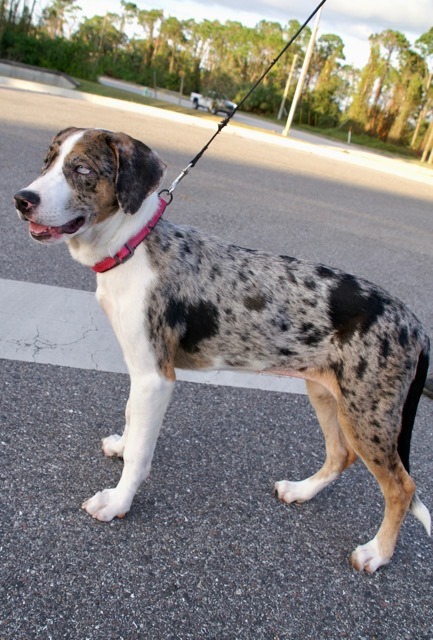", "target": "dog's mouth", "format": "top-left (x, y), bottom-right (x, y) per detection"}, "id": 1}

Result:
top-left (29, 216), bottom-right (85, 240)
